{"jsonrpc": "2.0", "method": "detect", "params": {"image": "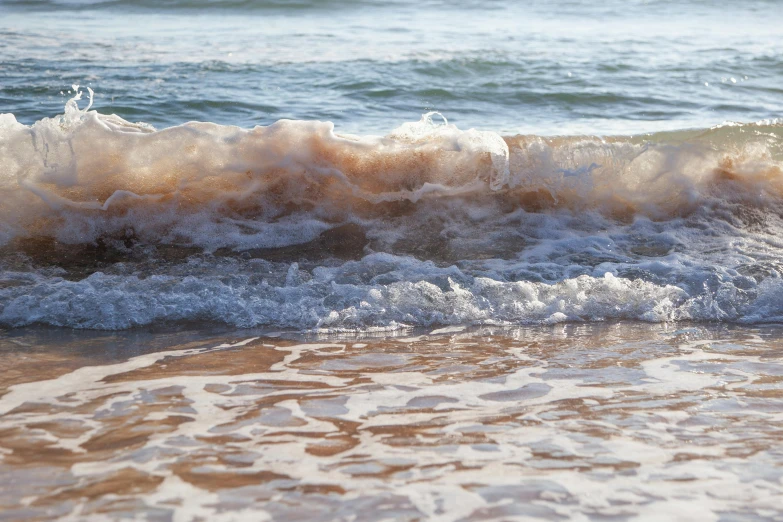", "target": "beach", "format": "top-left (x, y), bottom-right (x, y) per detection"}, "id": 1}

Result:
top-left (2, 0), bottom-right (783, 519)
